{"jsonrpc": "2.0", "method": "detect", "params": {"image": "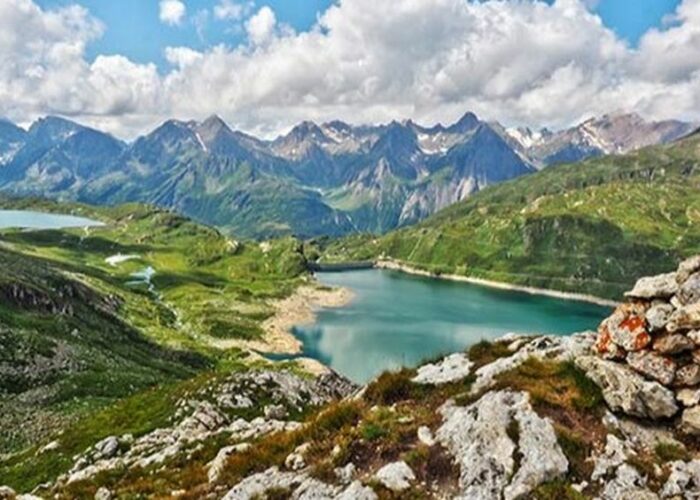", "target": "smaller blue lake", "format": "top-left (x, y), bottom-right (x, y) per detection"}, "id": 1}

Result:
top-left (0, 210), bottom-right (104, 230)
top-left (290, 269), bottom-right (611, 383)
